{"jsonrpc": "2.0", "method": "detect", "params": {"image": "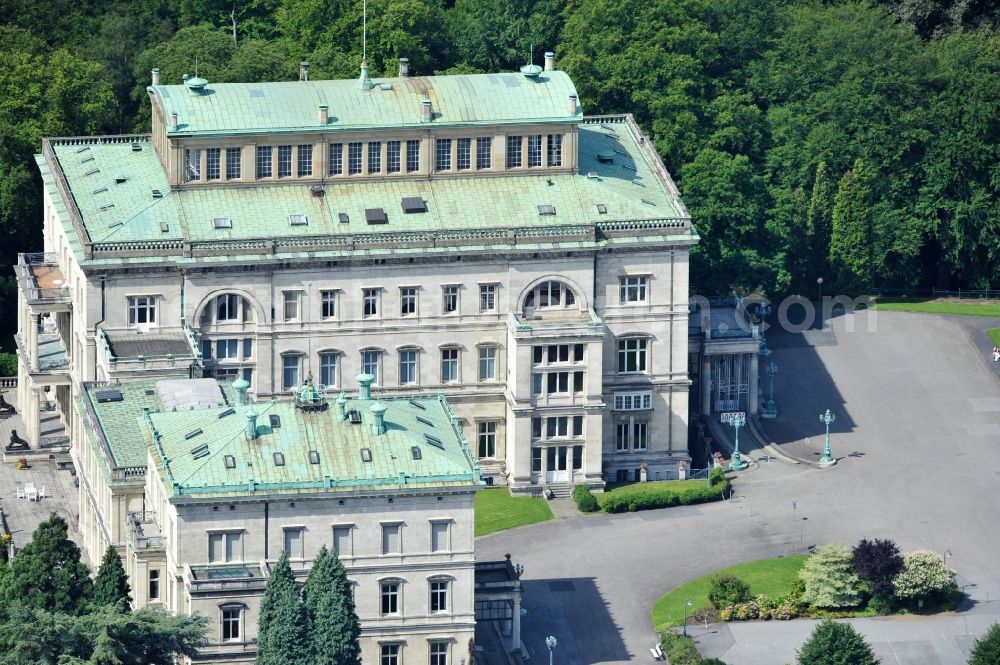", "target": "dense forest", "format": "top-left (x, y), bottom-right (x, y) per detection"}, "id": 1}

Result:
top-left (0, 0), bottom-right (997, 317)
